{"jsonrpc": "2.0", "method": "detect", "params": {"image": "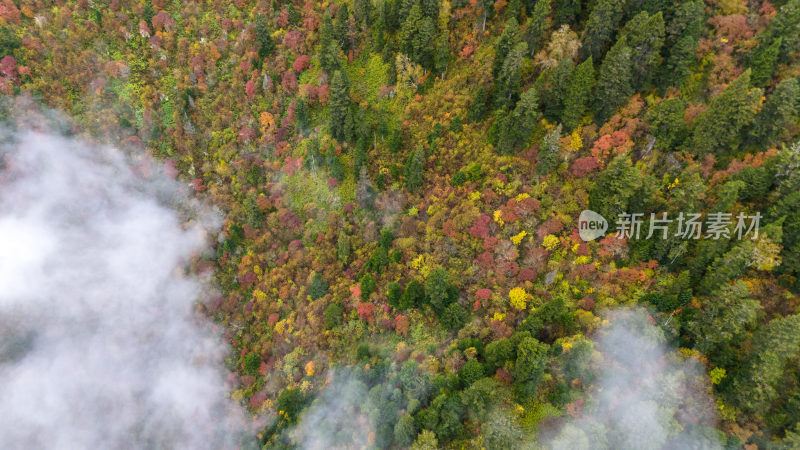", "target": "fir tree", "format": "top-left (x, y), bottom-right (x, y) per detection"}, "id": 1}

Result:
top-left (495, 88), bottom-right (541, 155)
top-left (494, 42), bottom-right (528, 111)
top-left (688, 69), bottom-right (762, 159)
top-left (405, 145), bottom-right (425, 192)
top-left (749, 37), bottom-right (782, 87)
top-left (524, 0), bottom-right (551, 55)
top-left (749, 77), bottom-right (800, 147)
top-left (492, 18), bottom-right (521, 78)
top-left (579, 0), bottom-right (625, 61)
top-left (594, 38), bottom-right (633, 124)
top-left (561, 56), bottom-right (595, 131)
top-left (622, 11), bottom-right (665, 90)
top-left (329, 71), bottom-right (351, 141)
